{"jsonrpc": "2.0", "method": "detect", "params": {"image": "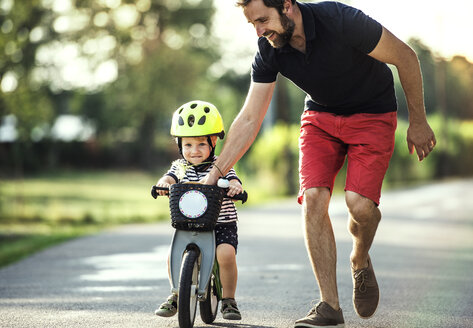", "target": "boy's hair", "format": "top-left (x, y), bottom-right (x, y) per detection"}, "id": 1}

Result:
top-left (236, 0), bottom-right (296, 15)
